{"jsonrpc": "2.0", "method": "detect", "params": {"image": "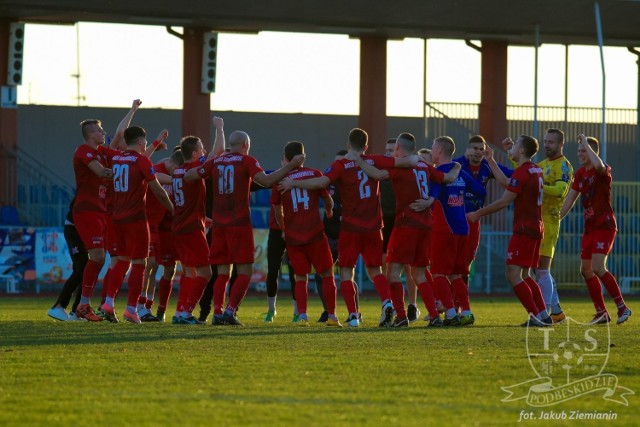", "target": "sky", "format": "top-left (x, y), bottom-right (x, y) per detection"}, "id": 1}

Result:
top-left (17, 22), bottom-right (640, 117)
